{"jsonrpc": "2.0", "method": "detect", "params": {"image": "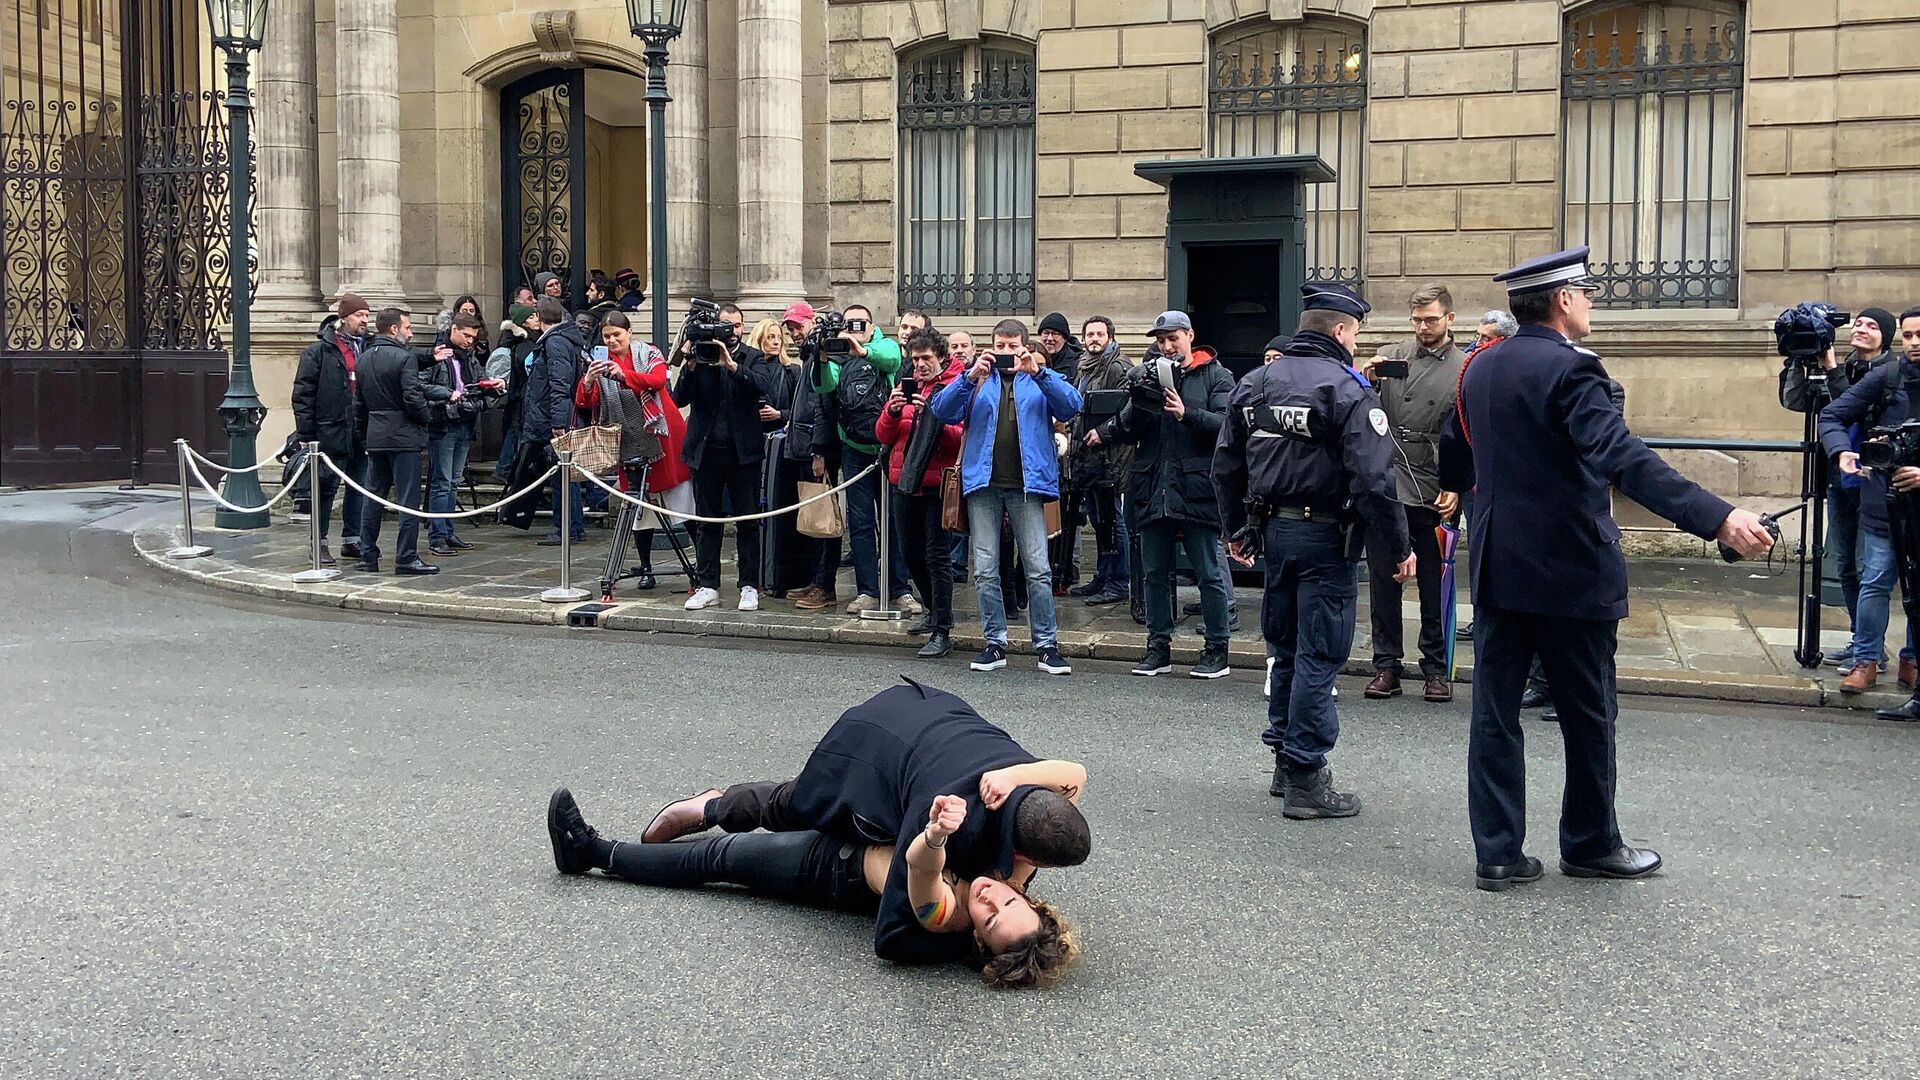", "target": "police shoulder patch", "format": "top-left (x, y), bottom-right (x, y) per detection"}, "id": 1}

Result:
top-left (1369, 407), bottom-right (1389, 436)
